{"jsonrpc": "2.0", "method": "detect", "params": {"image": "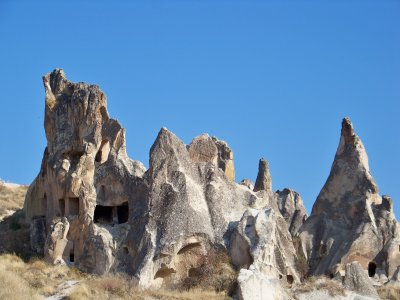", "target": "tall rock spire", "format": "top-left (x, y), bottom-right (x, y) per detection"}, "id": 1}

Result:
top-left (299, 118), bottom-right (400, 280)
top-left (254, 158), bottom-right (272, 193)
